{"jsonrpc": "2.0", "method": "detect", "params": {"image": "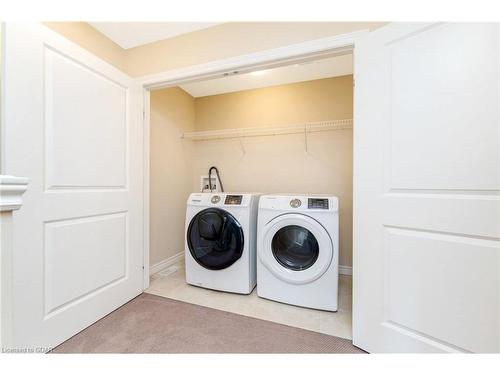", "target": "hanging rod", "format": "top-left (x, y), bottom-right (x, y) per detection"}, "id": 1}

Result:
top-left (181, 119), bottom-right (353, 141)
